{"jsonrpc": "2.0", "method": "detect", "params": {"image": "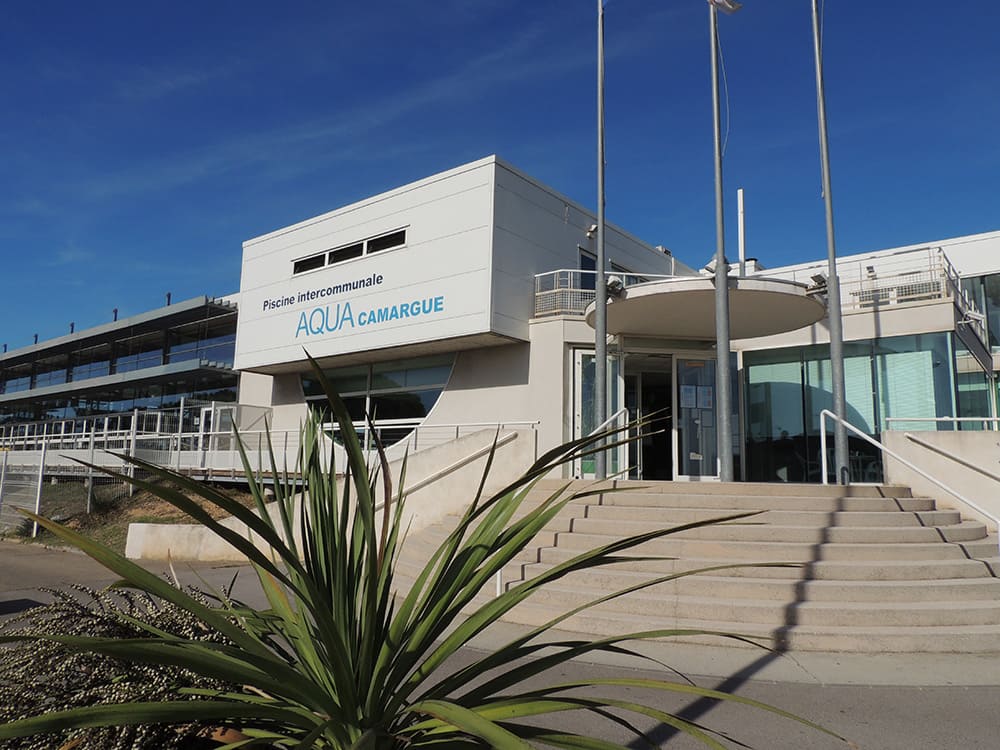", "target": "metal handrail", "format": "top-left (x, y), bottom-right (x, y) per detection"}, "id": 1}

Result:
top-left (820, 409), bottom-right (1000, 550)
